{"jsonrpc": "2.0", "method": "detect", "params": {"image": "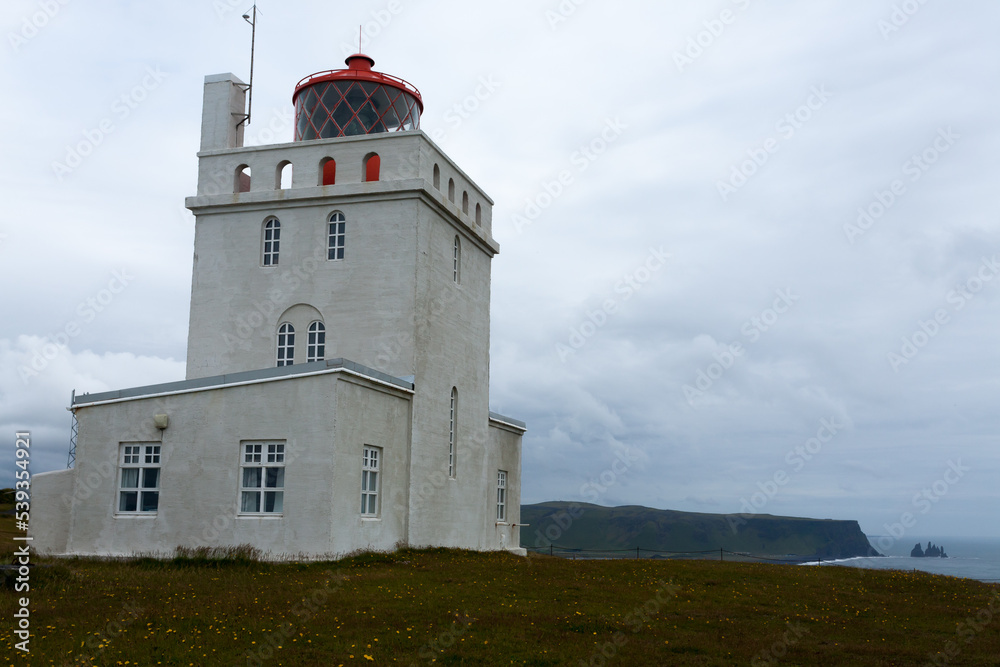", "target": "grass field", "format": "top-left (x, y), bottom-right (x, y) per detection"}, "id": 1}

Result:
top-left (2, 510), bottom-right (999, 665)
